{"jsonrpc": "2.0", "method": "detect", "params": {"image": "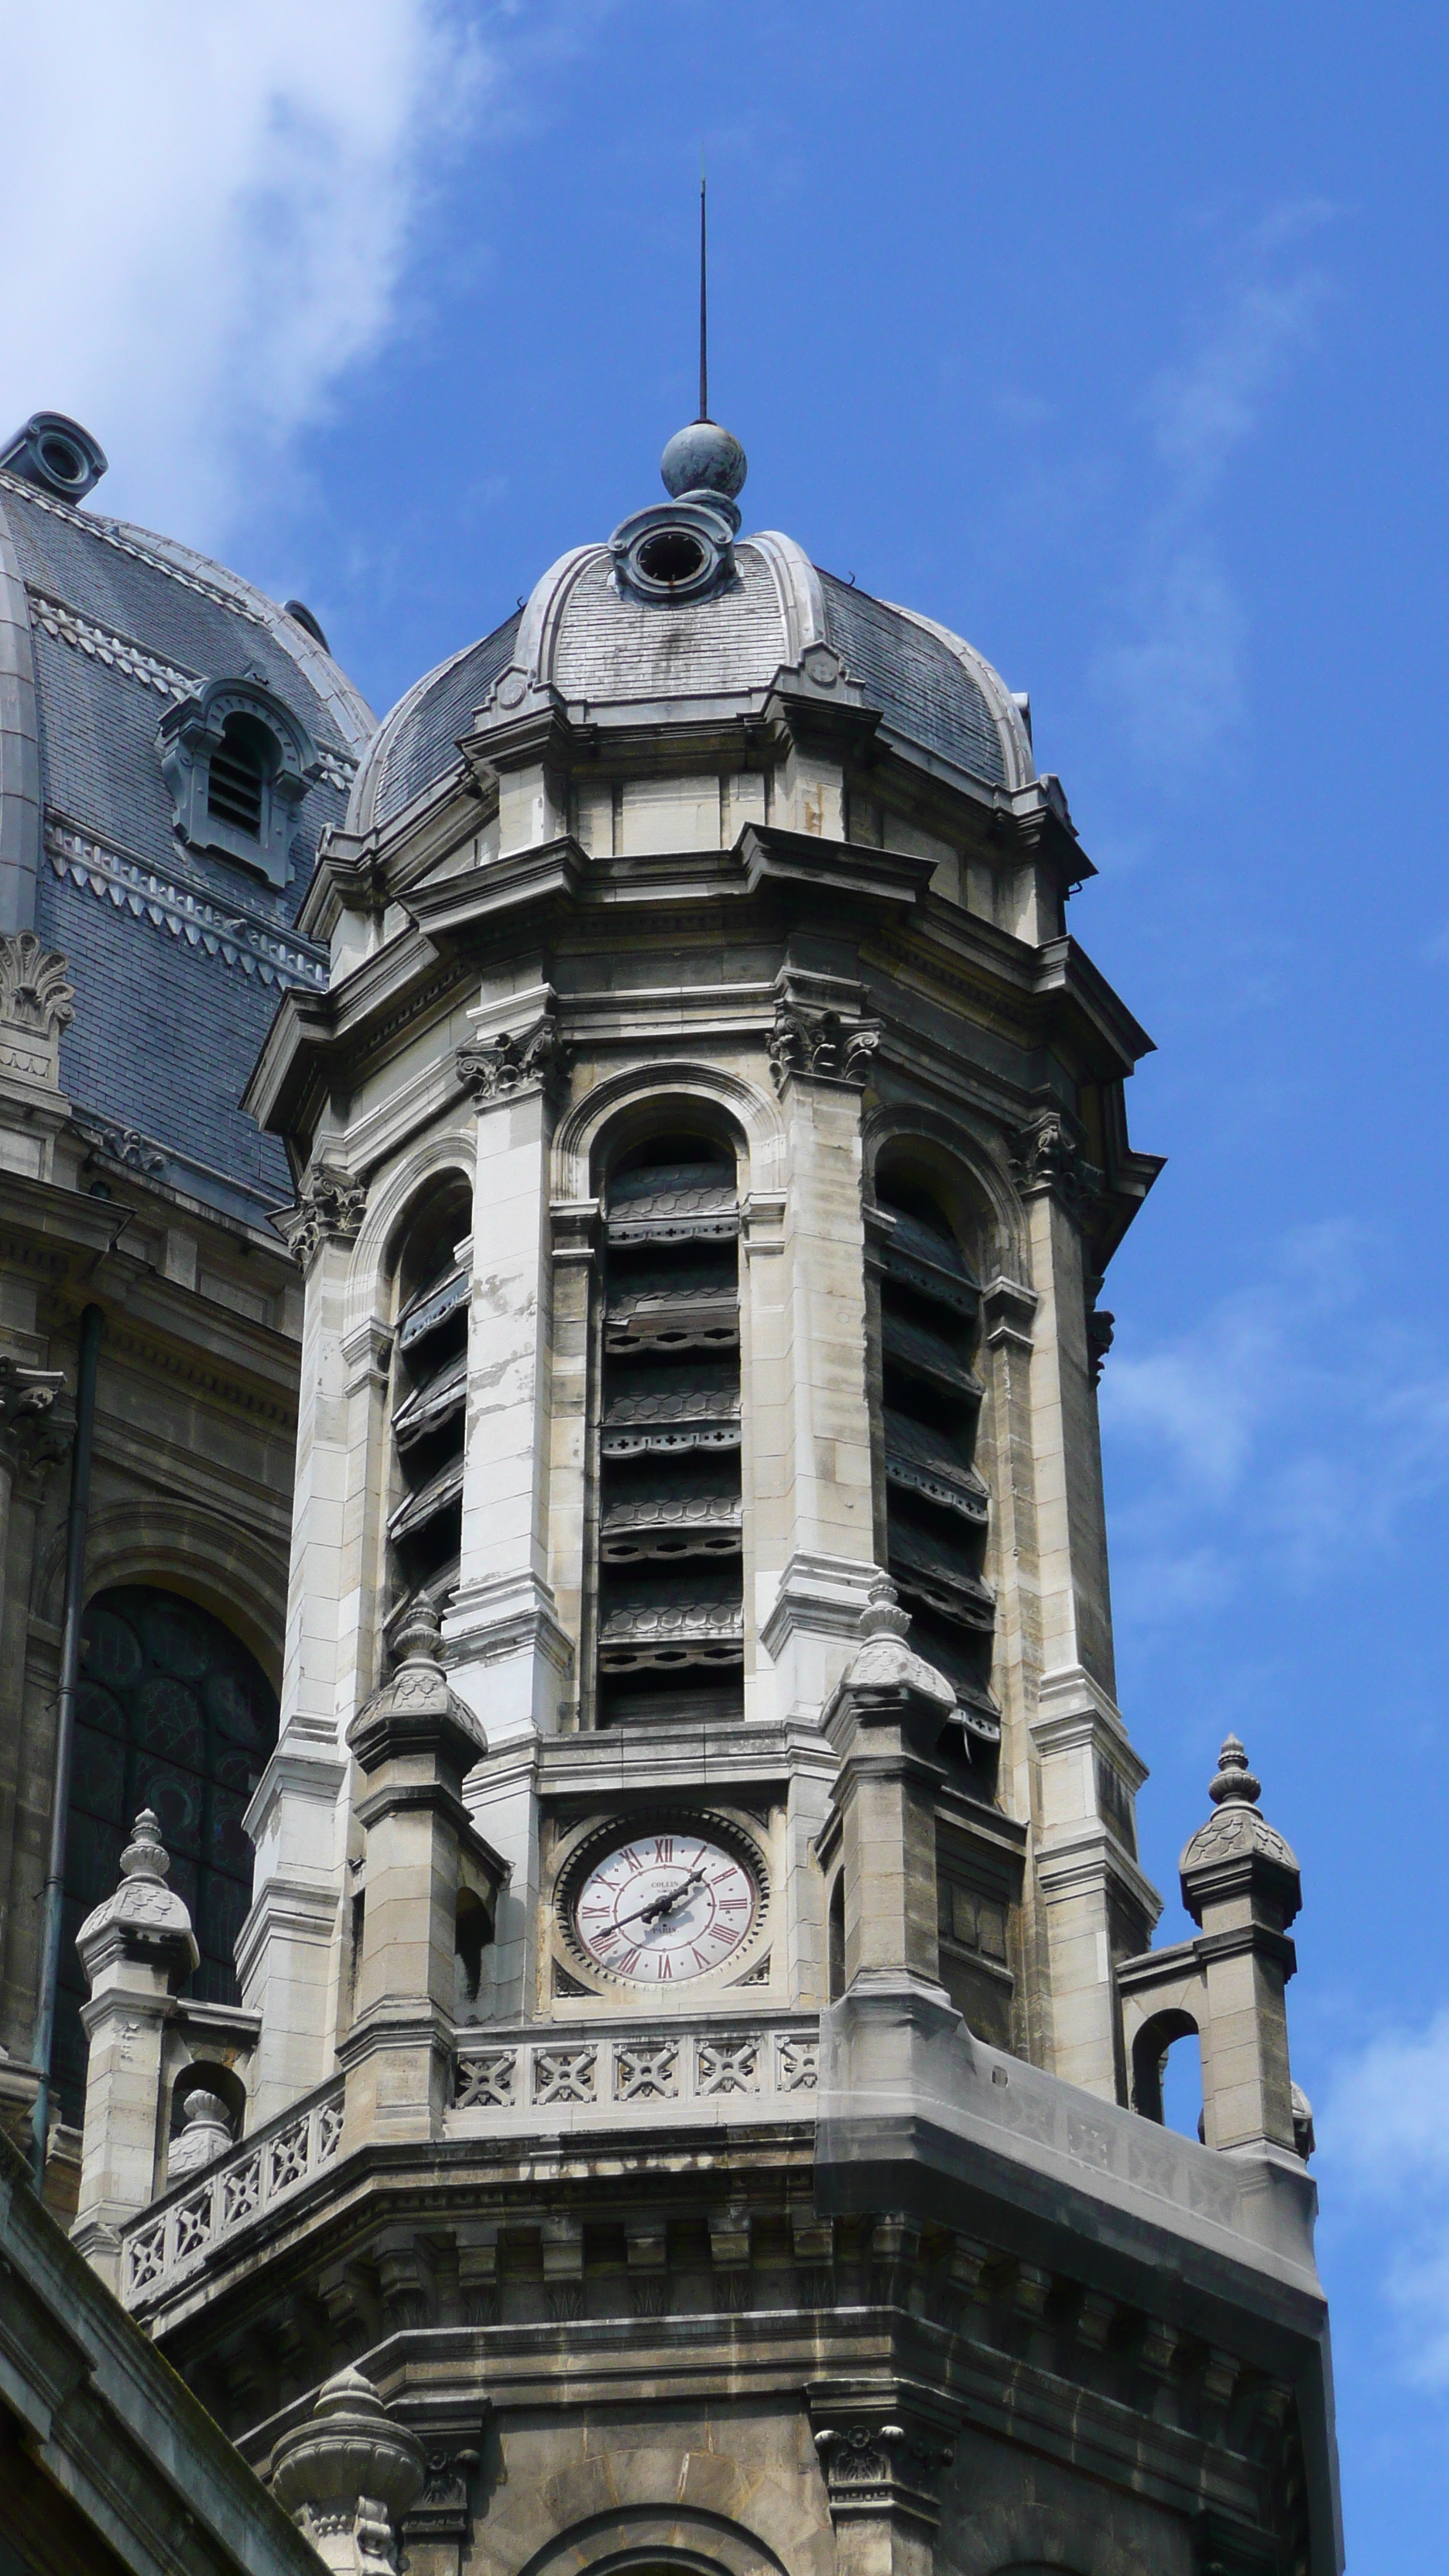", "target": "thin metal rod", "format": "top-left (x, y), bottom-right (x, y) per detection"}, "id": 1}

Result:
top-left (29, 1301), bottom-right (103, 2191)
top-left (698, 163), bottom-right (708, 423)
